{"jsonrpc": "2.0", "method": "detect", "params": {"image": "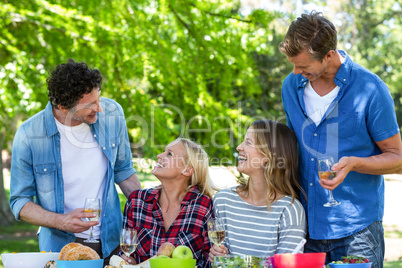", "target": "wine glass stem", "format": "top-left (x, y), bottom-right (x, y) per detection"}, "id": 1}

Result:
top-left (89, 226), bottom-right (94, 239)
top-left (328, 190), bottom-right (335, 201)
